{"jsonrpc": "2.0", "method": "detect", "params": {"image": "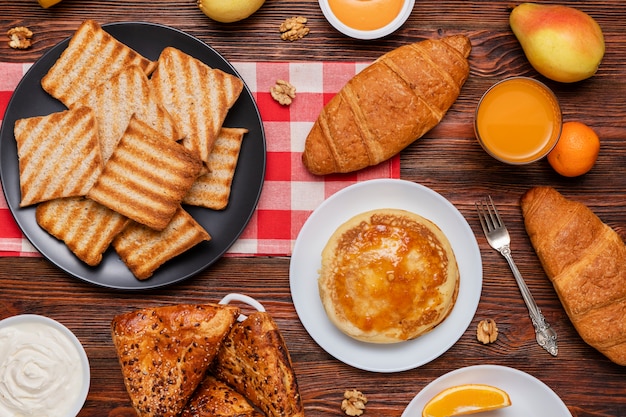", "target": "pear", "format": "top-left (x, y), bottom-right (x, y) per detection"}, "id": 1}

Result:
top-left (510, 3), bottom-right (605, 83)
top-left (198, 0), bottom-right (265, 23)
